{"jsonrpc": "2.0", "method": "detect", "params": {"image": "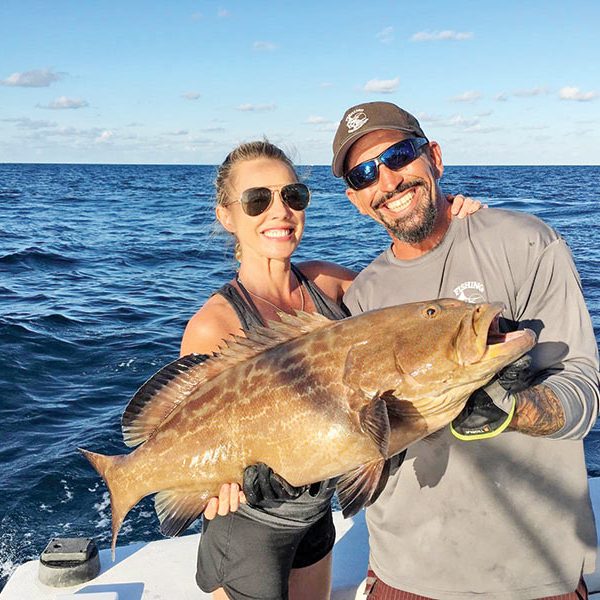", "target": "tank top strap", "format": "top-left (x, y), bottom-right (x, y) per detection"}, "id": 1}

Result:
top-left (291, 263), bottom-right (349, 321)
top-left (214, 283), bottom-right (265, 333)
